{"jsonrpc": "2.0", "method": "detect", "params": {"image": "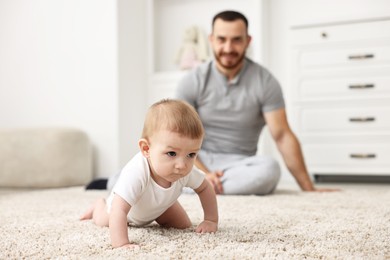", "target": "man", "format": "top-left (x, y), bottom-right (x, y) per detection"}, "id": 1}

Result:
top-left (175, 10), bottom-right (337, 195)
top-left (86, 10), bottom-right (336, 195)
